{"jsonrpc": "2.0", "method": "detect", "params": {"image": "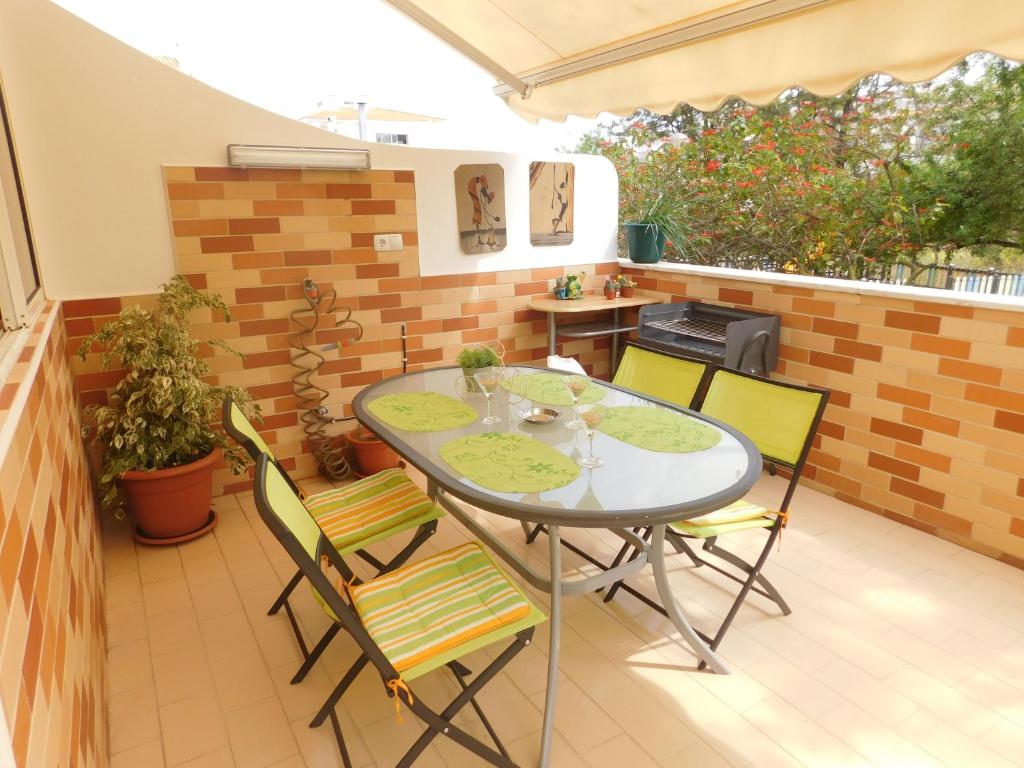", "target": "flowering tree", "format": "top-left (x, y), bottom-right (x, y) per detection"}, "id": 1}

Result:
top-left (578, 56), bottom-right (1021, 279)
